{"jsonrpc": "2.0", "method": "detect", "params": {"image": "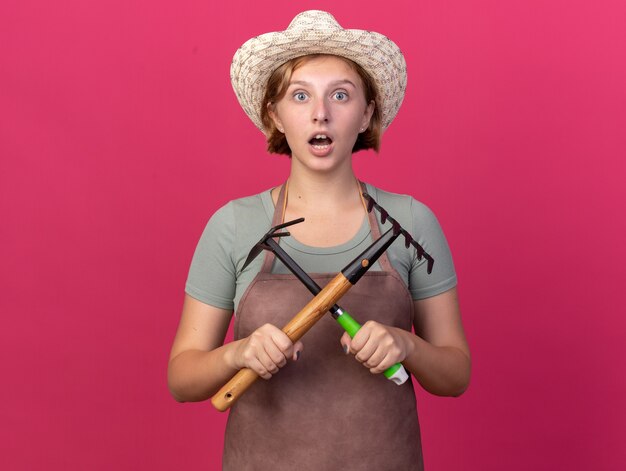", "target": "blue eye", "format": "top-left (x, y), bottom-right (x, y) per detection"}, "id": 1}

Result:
top-left (334, 91), bottom-right (347, 101)
top-left (294, 92), bottom-right (307, 101)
